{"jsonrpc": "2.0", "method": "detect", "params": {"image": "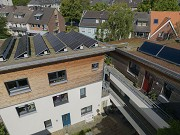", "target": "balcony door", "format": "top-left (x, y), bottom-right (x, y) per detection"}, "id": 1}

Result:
top-left (62, 113), bottom-right (71, 127)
